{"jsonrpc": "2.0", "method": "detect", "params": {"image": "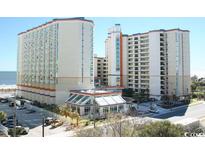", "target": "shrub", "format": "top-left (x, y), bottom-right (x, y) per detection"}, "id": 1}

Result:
top-left (8, 127), bottom-right (28, 137)
top-left (138, 121), bottom-right (185, 137)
